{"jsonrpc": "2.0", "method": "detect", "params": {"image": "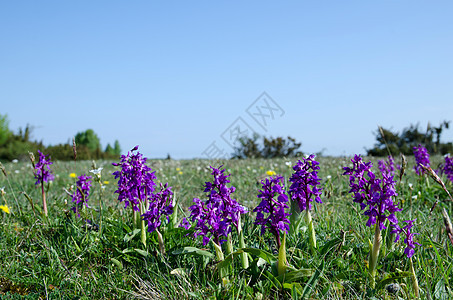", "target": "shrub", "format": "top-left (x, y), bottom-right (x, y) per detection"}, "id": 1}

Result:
top-left (232, 134), bottom-right (302, 159)
top-left (367, 121), bottom-right (453, 156)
